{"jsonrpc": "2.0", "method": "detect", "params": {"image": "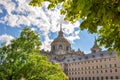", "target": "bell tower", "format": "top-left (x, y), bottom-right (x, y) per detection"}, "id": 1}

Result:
top-left (91, 37), bottom-right (101, 53)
